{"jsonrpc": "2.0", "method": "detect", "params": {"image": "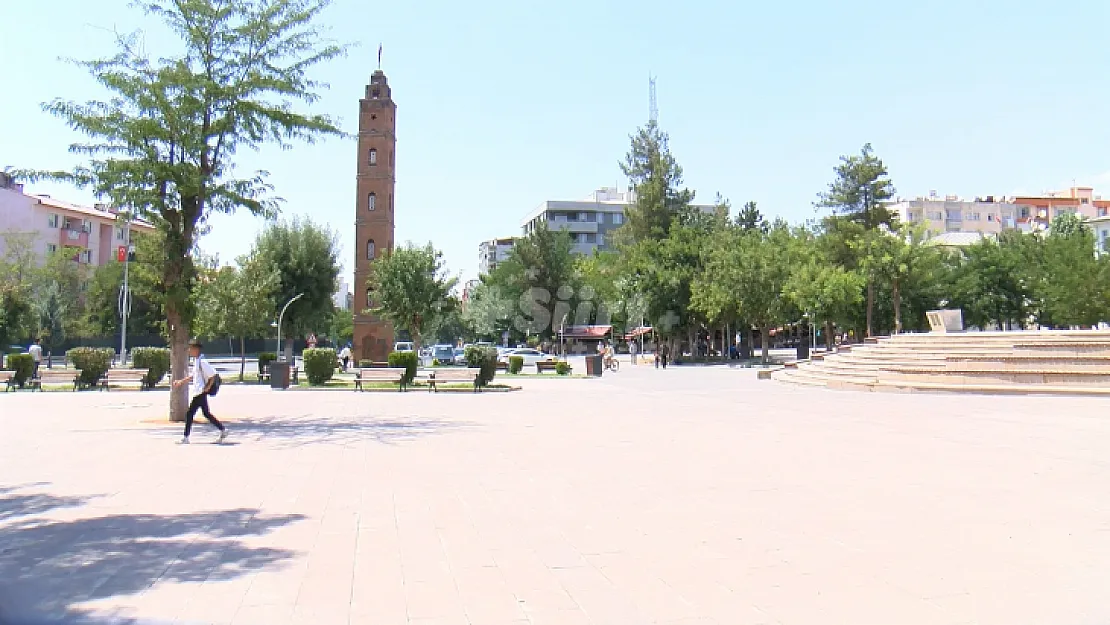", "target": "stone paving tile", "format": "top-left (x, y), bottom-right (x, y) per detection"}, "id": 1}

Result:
top-left (4, 368), bottom-right (1110, 624)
